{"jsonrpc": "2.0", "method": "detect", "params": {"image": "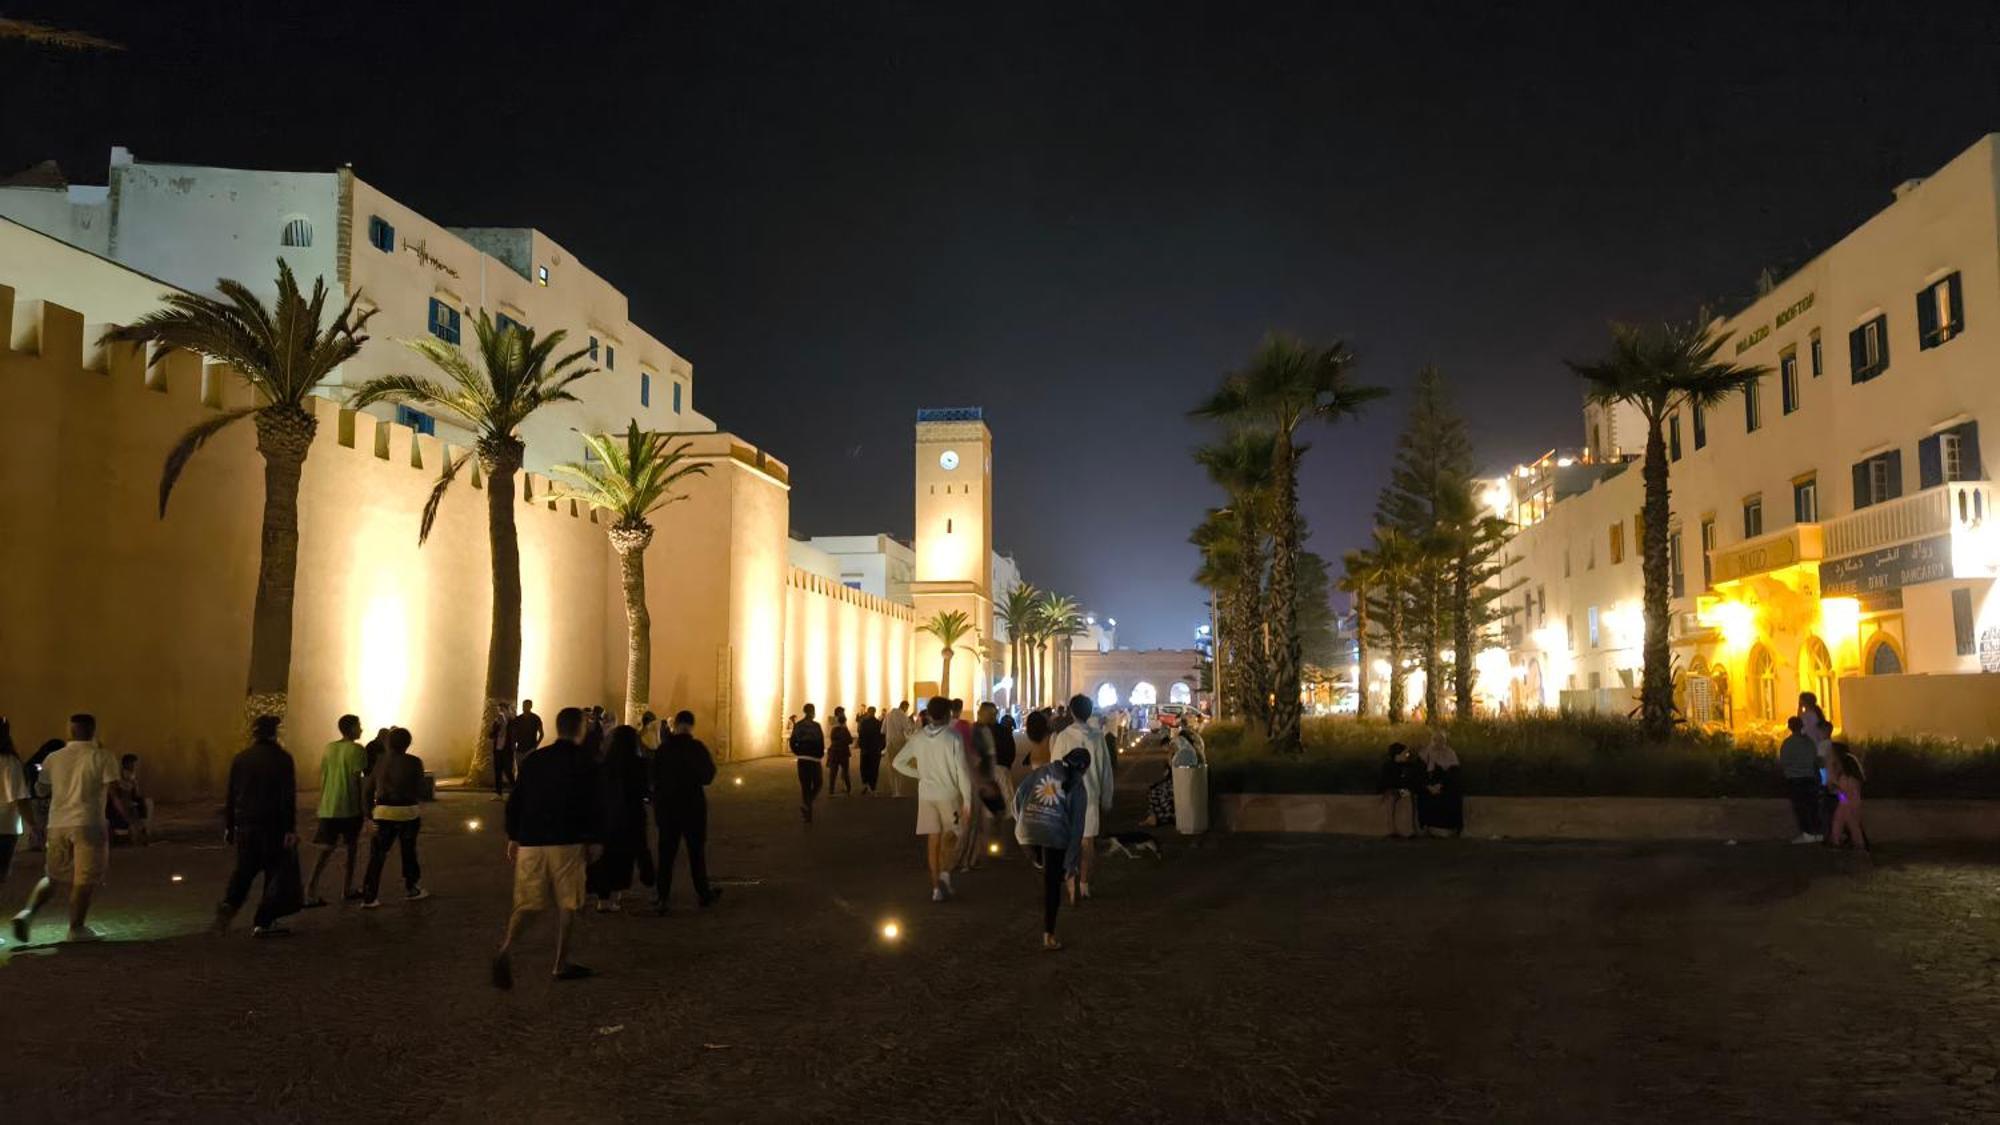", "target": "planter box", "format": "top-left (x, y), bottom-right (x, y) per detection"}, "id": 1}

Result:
top-left (1215, 793), bottom-right (2000, 842)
